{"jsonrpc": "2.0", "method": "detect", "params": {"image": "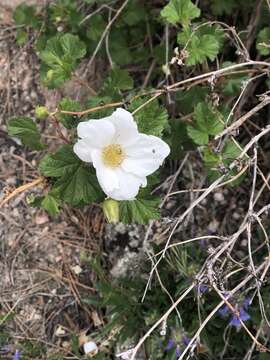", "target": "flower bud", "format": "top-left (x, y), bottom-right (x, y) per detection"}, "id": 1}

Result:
top-left (35, 106), bottom-right (49, 119)
top-left (102, 198), bottom-right (119, 223)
